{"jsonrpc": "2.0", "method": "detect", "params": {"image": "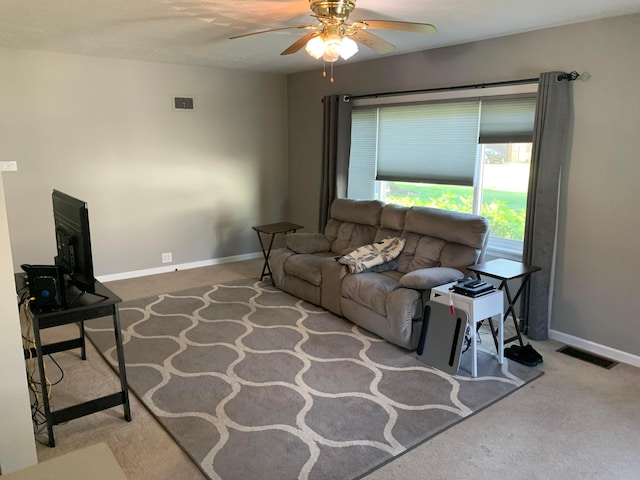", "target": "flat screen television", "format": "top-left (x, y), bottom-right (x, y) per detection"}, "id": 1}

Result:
top-left (52, 190), bottom-right (96, 294)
